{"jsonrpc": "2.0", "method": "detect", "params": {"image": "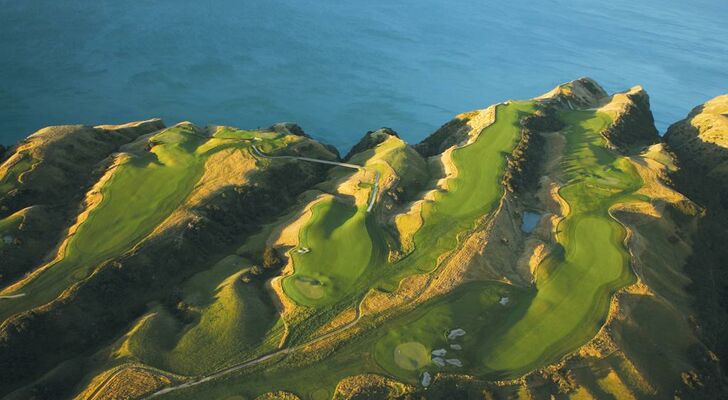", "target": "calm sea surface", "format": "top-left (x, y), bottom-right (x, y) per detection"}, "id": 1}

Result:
top-left (1, 0), bottom-right (727, 151)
